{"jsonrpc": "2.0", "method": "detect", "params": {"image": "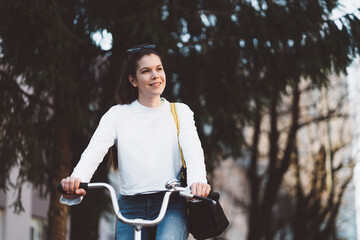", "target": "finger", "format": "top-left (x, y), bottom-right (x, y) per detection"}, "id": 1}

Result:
top-left (75, 189), bottom-right (86, 196)
top-left (66, 177), bottom-right (73, 194)
top-left (69, 178), bottom-right (75, 193)
top-left (195, 183), bottom-right (203, 196)
top-left (205, 184), bottom-right (211, 197)
top-left (193, 183), bottom-right (202, 196)
top-left (74, 178), bottom-right (81, 191)
top-left (61, 178), bottom-right (67, 192)
top-left (199, 183), bottom-right (207, 197)
top-left (62, 177), bottom-right (71, 194)
top-left (191, 183), bottom-right (197, 195)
